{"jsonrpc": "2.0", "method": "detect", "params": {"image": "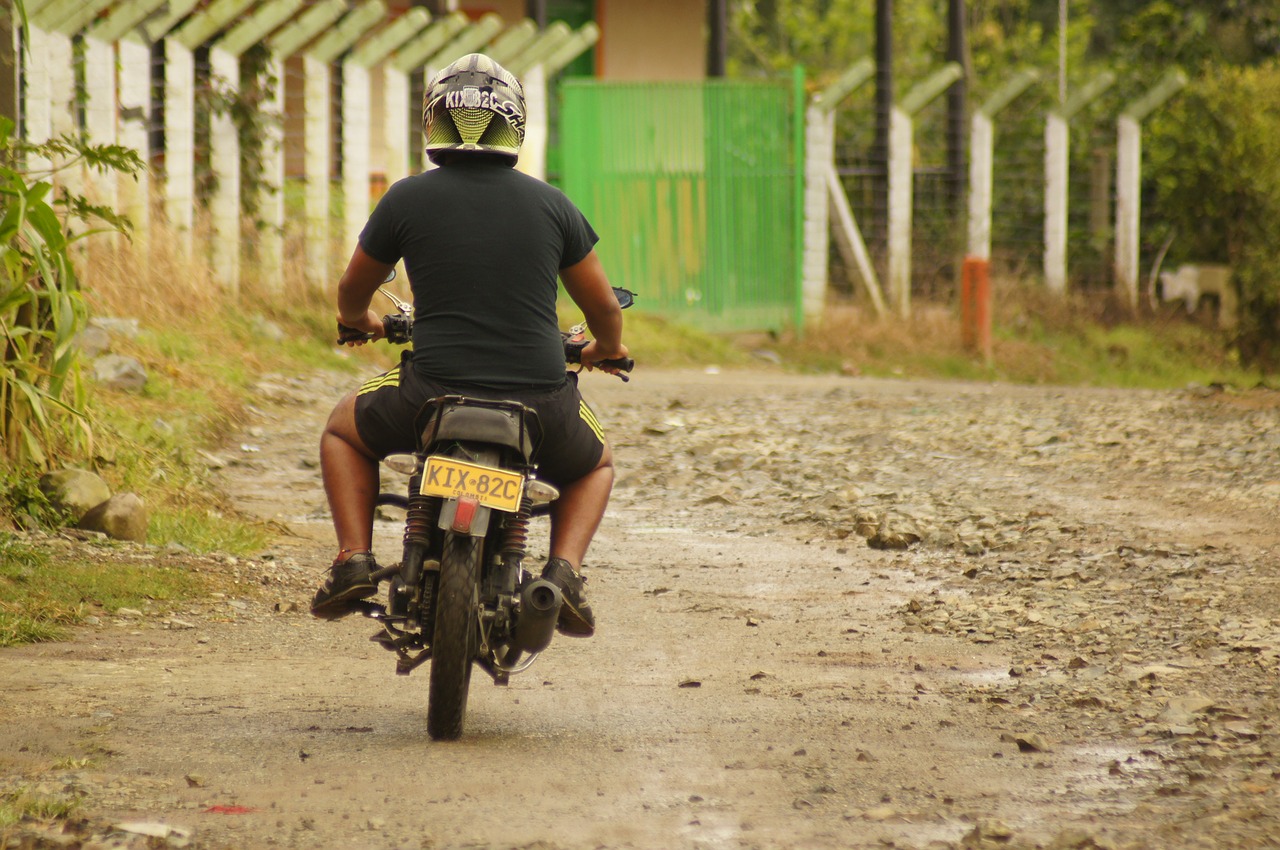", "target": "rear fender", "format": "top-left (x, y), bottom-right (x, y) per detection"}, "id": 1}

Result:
top-left (438, 497), bottom-right (492, 537)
